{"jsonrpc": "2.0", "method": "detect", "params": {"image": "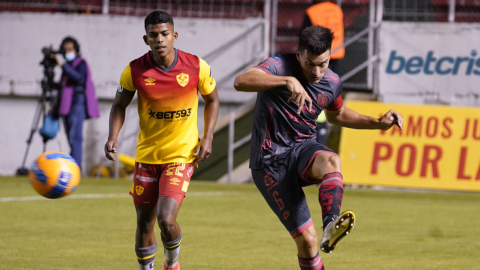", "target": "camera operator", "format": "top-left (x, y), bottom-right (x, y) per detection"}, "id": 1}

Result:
top-left (52, 36), bottom-right (99, 170)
